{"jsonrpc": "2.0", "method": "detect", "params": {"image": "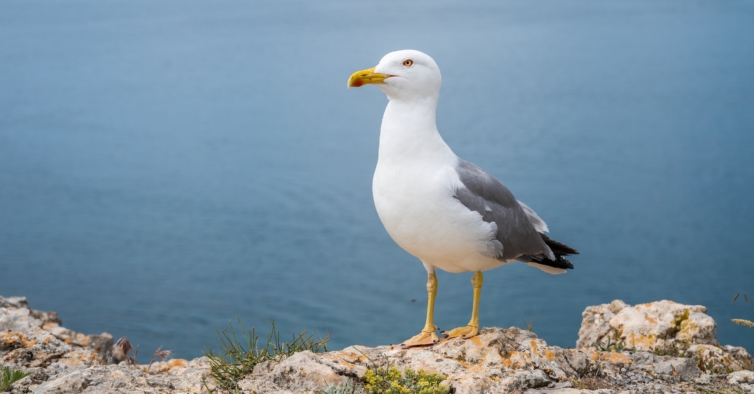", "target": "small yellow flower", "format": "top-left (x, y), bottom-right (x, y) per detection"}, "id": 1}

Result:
top-left (363, 365), bottom-right (449, 394)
